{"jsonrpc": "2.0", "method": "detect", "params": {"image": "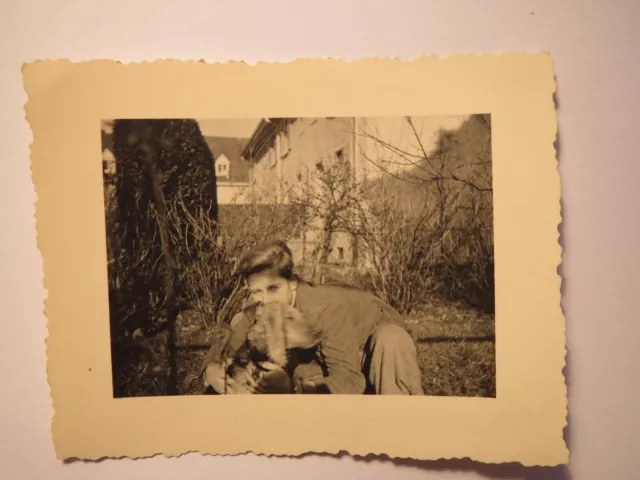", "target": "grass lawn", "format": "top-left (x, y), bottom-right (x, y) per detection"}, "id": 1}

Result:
top-left (402, 297), bottom-right (495, 397)
top-left (139, 296), bottom-right (496, 398)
